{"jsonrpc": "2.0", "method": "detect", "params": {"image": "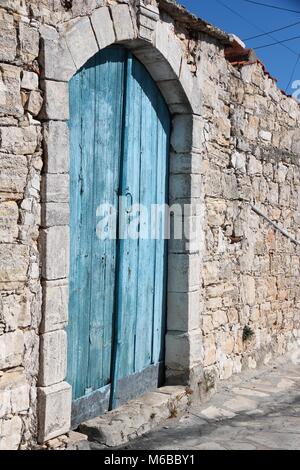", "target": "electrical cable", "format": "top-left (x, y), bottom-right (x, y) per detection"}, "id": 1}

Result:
top-left (254, 34), bottom-right (300, 49)
top-left (214, 0), bottom-right (299, 57)
top-left (285, 53), bottom-right (300, 91)
top-left (243, 21), bottom-right (300, 41)
top-left (242, 0), bottom-right (300, 15)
